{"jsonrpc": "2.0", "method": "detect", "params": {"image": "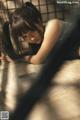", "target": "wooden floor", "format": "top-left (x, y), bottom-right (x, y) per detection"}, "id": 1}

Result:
top-left (0, 59), bottom-right (80, 120)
